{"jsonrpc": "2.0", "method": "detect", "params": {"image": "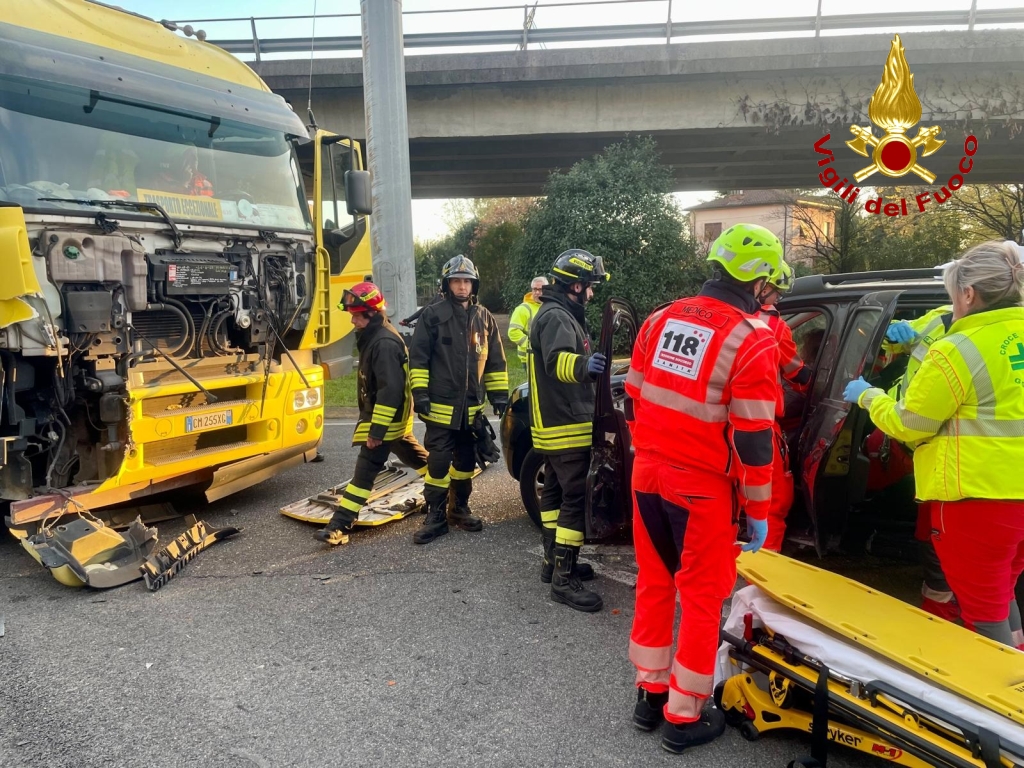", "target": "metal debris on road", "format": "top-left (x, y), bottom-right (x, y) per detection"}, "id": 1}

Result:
top-left (140, 516), bottom-right (241, 591)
